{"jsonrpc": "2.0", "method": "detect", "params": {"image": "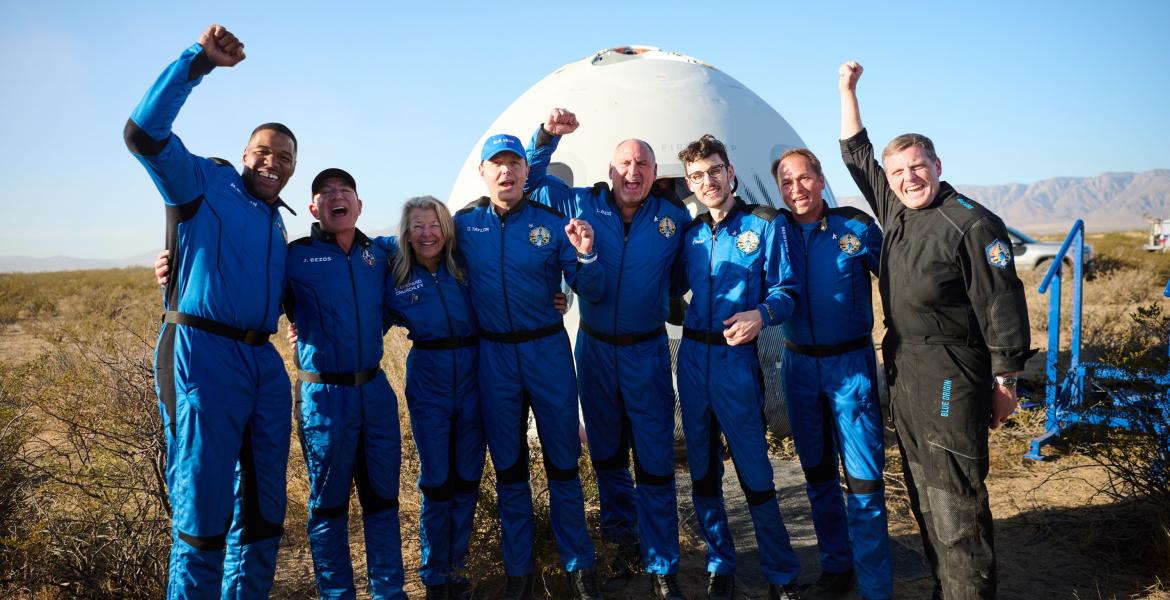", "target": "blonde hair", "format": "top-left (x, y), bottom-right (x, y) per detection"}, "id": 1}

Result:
top-left (391, 196), bottom-right (465, 286)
